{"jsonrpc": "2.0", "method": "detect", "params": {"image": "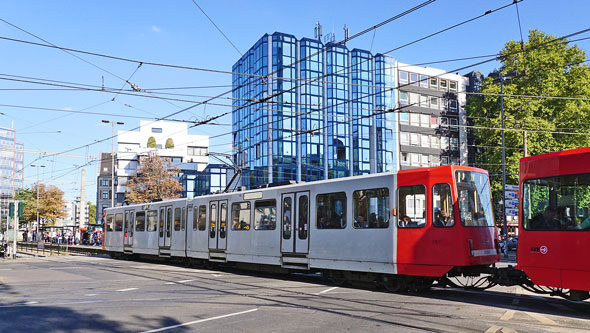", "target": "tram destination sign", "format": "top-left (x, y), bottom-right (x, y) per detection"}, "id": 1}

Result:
top-left (504, 184), bottom-right (519, 192)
